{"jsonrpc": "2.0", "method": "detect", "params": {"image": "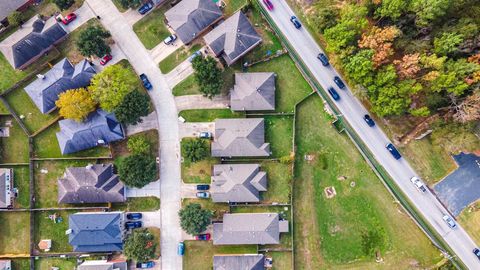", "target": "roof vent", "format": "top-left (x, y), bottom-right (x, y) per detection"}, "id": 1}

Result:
top-left (65, 229), bottom-right (72, 235)
top-left (86, 164), bottom-right (93, 170)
